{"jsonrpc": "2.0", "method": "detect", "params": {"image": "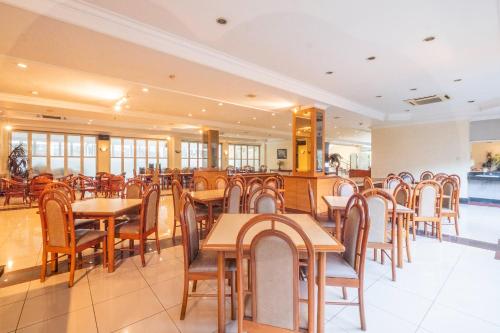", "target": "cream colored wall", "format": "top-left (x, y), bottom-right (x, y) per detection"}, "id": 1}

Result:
top-left (265, 140), bottom-right (293, 170)
top-left (372, 121), bottom-right (470, 197)
top-left (97, 139), bottom-right (110, 173)
top-left (0, 120), bottom-right (8, 176)
top-left (471, 141), bottom-right (500, 169)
